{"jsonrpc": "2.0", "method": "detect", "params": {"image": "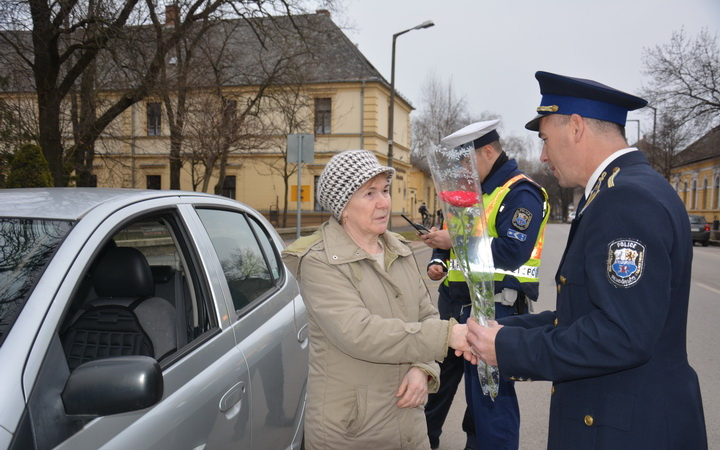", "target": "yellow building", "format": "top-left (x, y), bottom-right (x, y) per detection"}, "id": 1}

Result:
top-left (99, 10), bottom-right (438, 228)
top-left (2, 10), bottom-right (436, 228)
top-left (671, 125), bottom-right (720, 228)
